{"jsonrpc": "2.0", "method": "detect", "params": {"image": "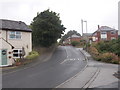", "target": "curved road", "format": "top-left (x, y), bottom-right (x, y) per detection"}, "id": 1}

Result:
top-left (2, 46), bottom-right (87, 88)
